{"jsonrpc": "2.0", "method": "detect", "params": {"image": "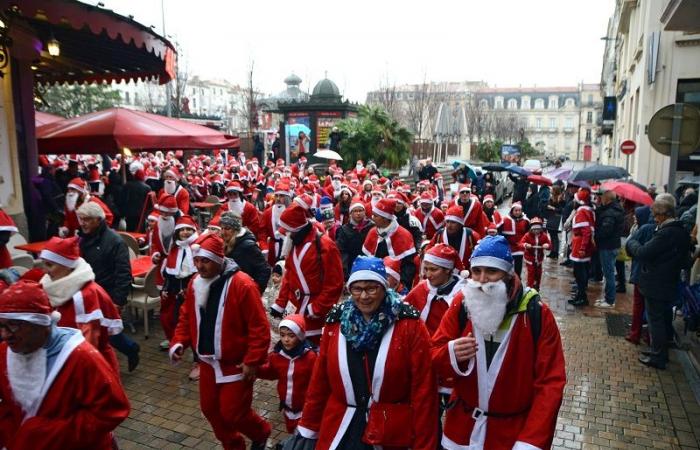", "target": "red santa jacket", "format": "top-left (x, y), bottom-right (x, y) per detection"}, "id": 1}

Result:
top-left (413, 206), bottom-right (445, 240)
top-left (570, 206), bottom-right (596, 262)
top-left (257, 344), bottom-right (318, 432)
top-left (170, 262), bottom-right (271, 383)
top-left (0, 209), bottom-right (17, 269)
top-left (454, 197), bottom-right (490, 235)
top-left (213, 200), bottom-right (262, 238)
top-left (63, 195), bottom-right (114, 236)
top-left (486, 209), bottom-right (503, 227)
top-left (428, 227), bottom-right (481, 270)
top-left (0, 331), bottom-right (129, 450)
top-left (158, 185), bottom-right (190, 215)
top-left (431, 287), bottom-right (566, 450)
top-left (260, 205), bottom-right (286, 264)
top-left (520, 231), bottom-right (552, 265)
top-left (297, 303), bottom-right (438, 450)
top-left (273, 230), bottom-right (344, 338)
top-left (362, 222), bottom-right (416, 261)
top-left (500, 215), bottom-right (530, 256)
